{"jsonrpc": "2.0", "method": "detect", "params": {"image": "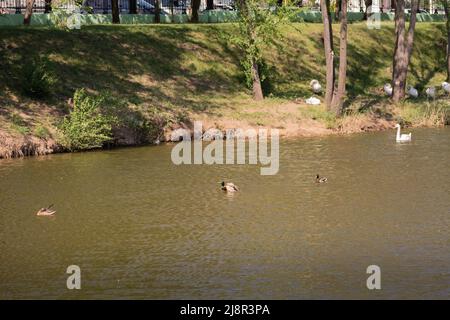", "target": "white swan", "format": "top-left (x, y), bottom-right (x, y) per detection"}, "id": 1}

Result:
top-left (305, 96), bottom-right (321, 105)
top-left (407, 86), bottom-right (418, 98)
top-left (384, 83), bottom-right (393, 96)
top-left (425, 86), bottom-right (436, 99)
top-left (310, 80), bottom-right (322, 93)
top-left (442, 82), bottom-right (450, 94)
top-left (395, 124), bottom-right (412, 142)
